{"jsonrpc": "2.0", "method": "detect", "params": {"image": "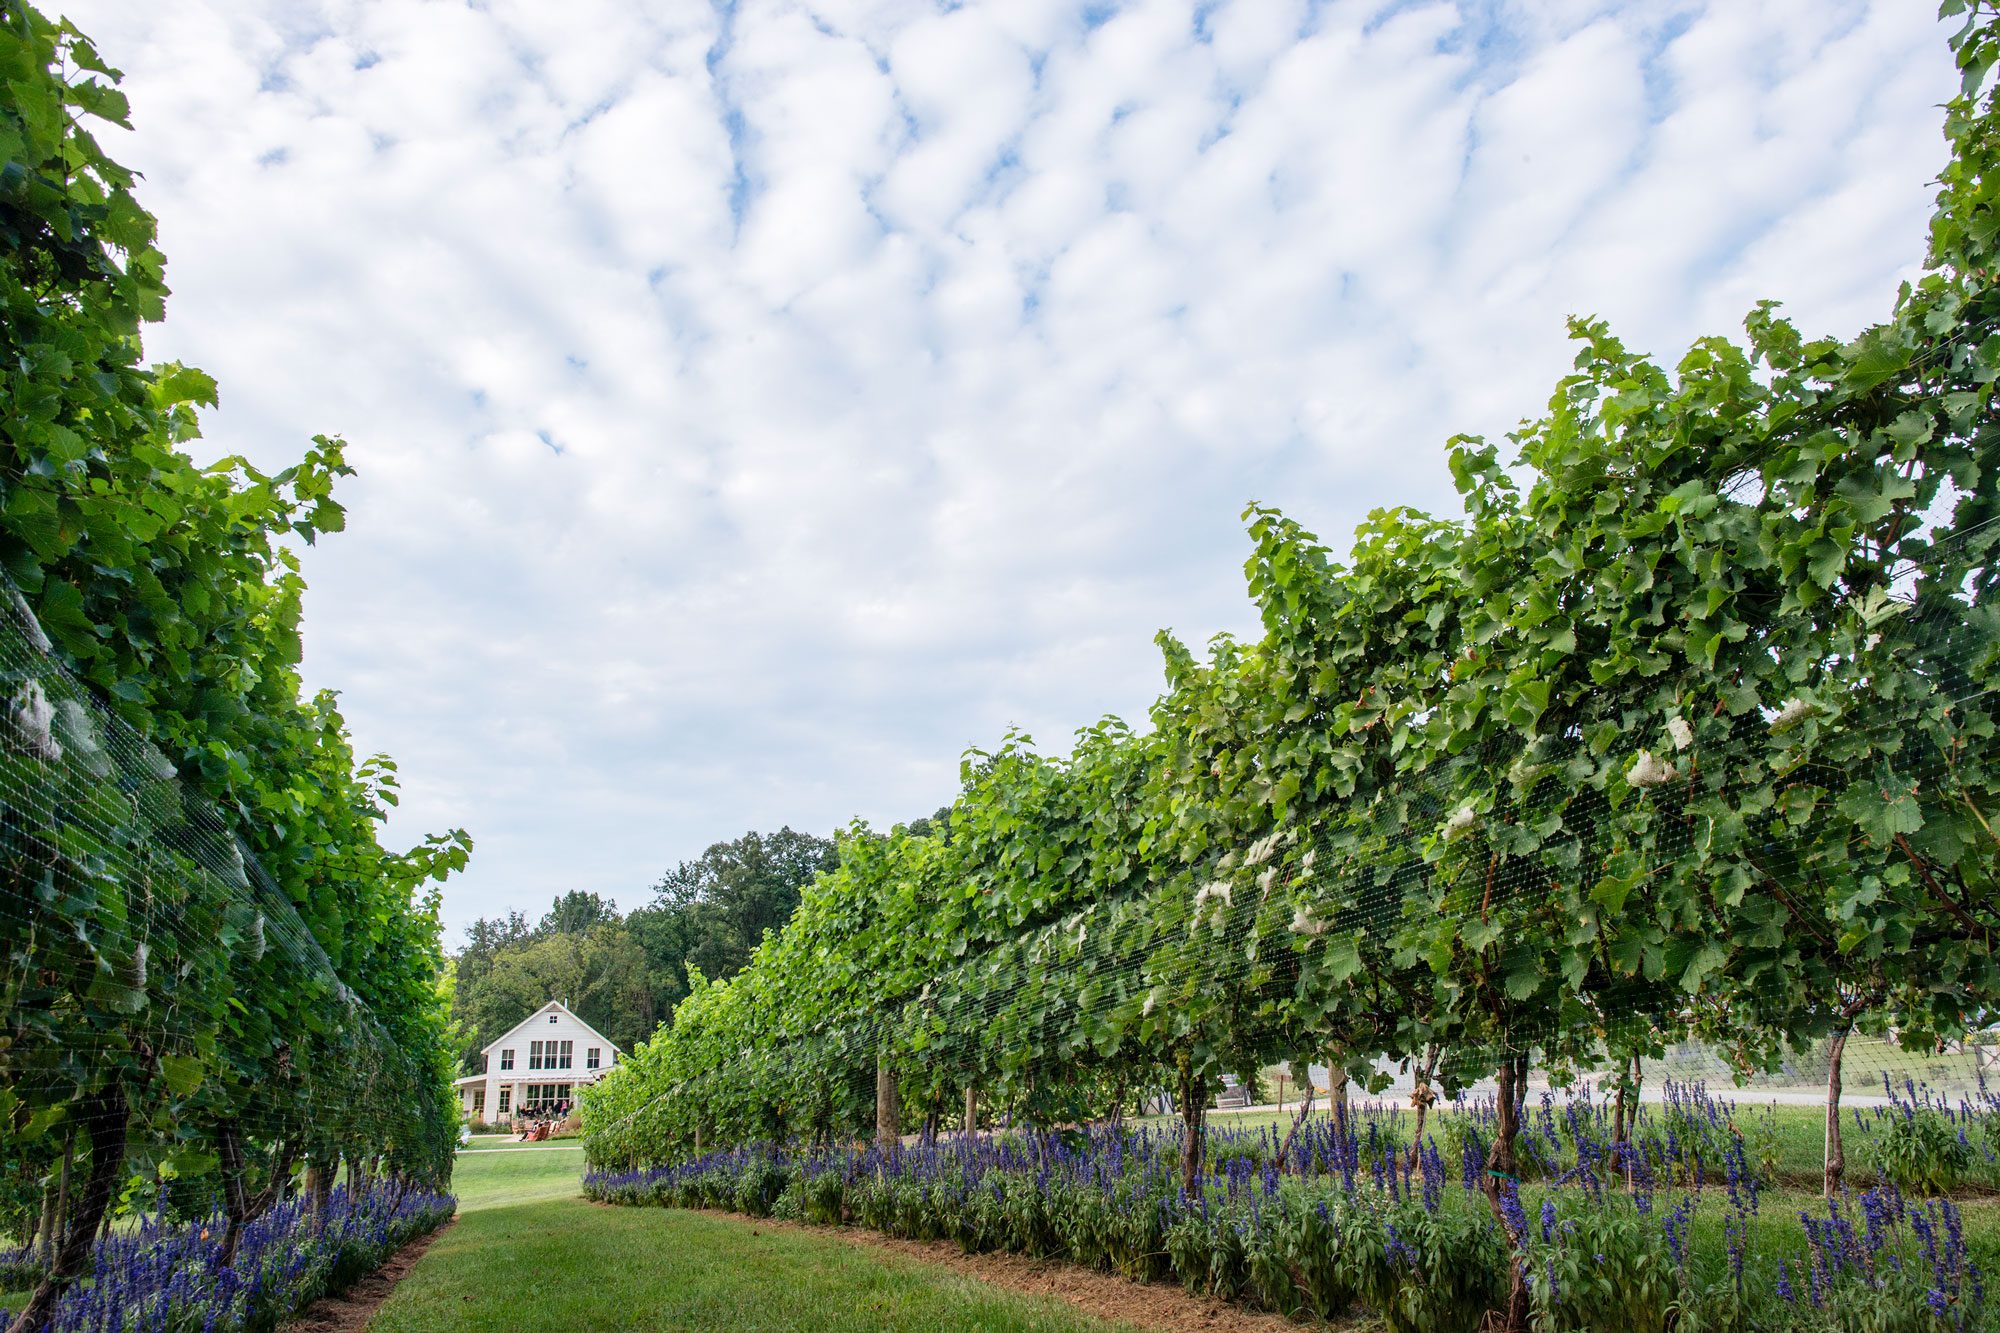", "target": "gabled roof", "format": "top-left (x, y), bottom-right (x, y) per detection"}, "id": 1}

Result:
top-left (479, 999), bottom-right (624, 1058)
